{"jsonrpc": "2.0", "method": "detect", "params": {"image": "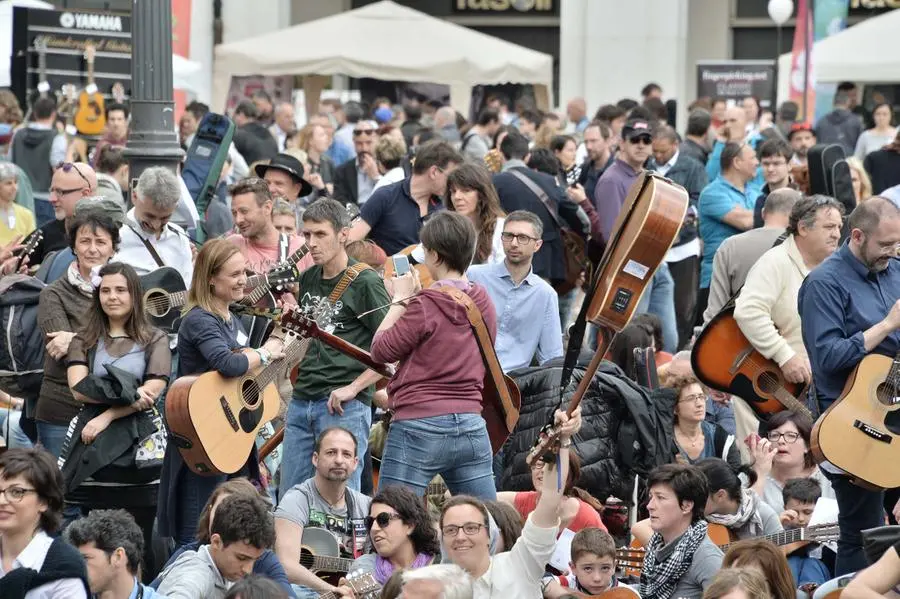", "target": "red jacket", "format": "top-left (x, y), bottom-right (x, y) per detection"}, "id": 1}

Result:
top-left (371, 280), bottom-right (497, 421)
